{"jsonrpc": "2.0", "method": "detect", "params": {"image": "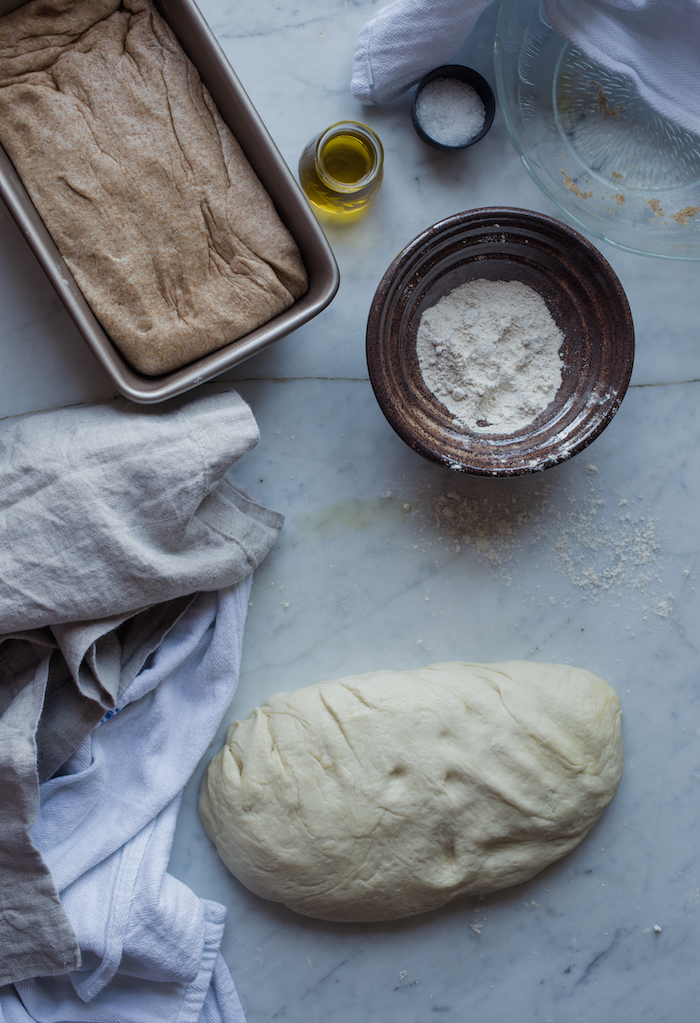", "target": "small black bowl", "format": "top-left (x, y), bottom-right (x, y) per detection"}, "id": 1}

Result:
top-left (412, 65), bottom-right (496, 151)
